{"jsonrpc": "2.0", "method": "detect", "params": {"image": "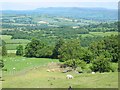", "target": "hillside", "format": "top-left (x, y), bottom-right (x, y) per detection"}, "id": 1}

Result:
top-left (2, 7), bottom-right (118, 21)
